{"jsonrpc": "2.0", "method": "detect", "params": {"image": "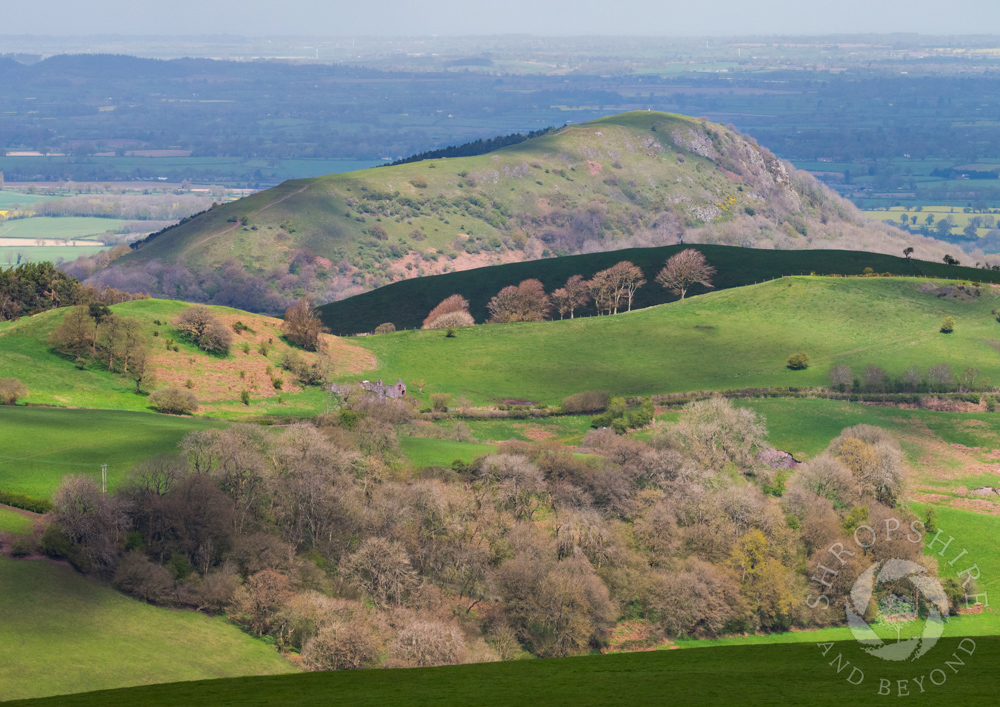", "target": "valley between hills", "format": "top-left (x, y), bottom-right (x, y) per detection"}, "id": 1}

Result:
top-left (3, 110), bottom-right (1000, 707)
